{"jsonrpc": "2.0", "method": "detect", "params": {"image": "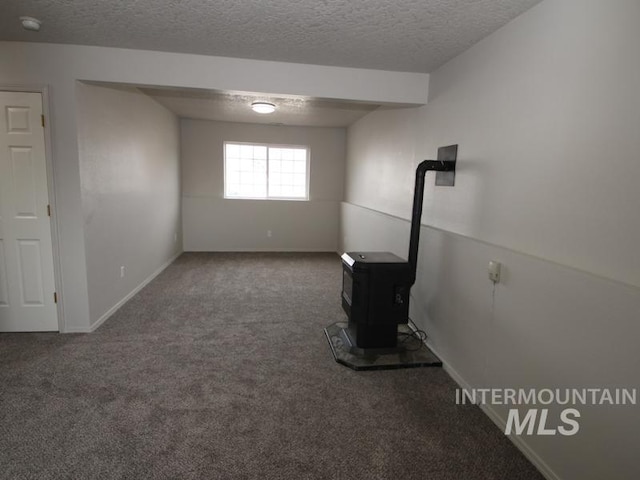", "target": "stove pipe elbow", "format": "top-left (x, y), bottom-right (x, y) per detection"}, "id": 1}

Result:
top-left (407, 157), bottom-right (456, 286)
